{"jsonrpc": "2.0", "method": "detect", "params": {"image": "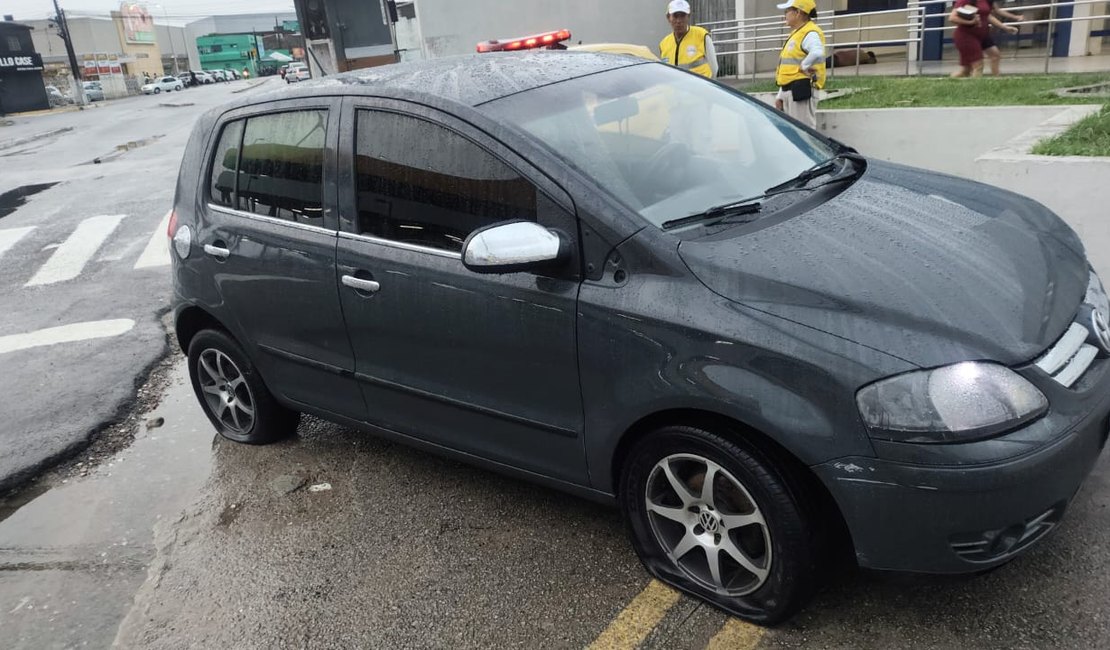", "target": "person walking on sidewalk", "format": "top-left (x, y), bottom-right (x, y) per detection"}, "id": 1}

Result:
top-left (659, 0), bottom-right (719, 79)
top-left (774, 0), bottom-right (825, 129)
top-left (949, 0), bottom-right (1019, 77)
